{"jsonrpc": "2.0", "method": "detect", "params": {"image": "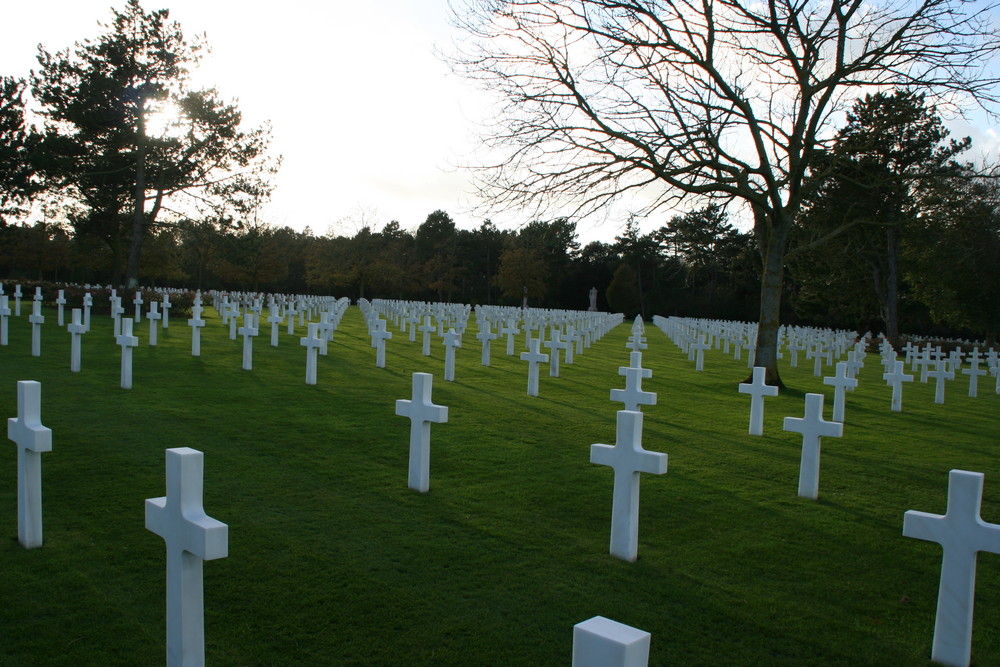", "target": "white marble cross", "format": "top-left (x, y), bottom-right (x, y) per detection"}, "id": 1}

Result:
top-left (443, 328), bottom-right (462, 381)
top-left (690, 335), bottom-right (711, 371)
top-left (564, 325), bottom-right (581, 362)
top-left (372, 319), bottom-right (393, 369)
top-left (610, 361), bottom-right (656, 412)
top-left (0, 295), bottom-right (9, 346)
top-left (520, 337), bottom-right (549, 397)
top-left (927, 361), bottom-right (955, 405)
top-left (68, 308), bottom-right (87, 372)
top-left (418, 316), bottom-right (435, 356)
top-left (133, 291), bottom-right (144, 323)
top-left (500, 318), bottom-right (520, 357)
top-left (267, 306), bottom-right (283, 347)
top-left (161, 294), bottom-right (172, 329)
top-left (962, 358), bottom-right (987, 398)
top-left (590, 410), bottom-right (667, 562)
top-left (238, 314), bottom-right (258, 371)
top-left (476, 321), bottom-right (497, 367)
top-left (285, 304), bottom-right (297, 336)
top-left (145, 447), bottom-right (228, 667)
top-left (783, 393), bottom-right (843, 499)
top-left (188, 303), bottom-right (206, 357)
top-left (822, 361), bottom-right (858, 423)
top-left (883, 360), bottom-right (914, 412)
top-left (116, 318), bottom-right (139, 389)
top-left (7, 380), bottom-right (52, 548)
top-left (300, 322), bottom-right (326, 385)
top-left (147, 301), bottom-right (162, 346)
top-left (904, 470), bottom-right (1000, 667)
top-left (82, 293), bottom-right (93, 332)
top-left (738, 367), bottom-right (779, 436)
top-left (572, 615), bottom-right (650, 667)
top-left (55, 290), bottom-right (66, 326)
top-left (12, 284), bottom-right (21, 316)
top-left (111, 296), bottom-right (125, 337)
top-left (29, 299), bottom-right (45, 357)
top-left (544, 328), bottom-right (567, 377)
top-left (395, 373), bottom-right (449, 493)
